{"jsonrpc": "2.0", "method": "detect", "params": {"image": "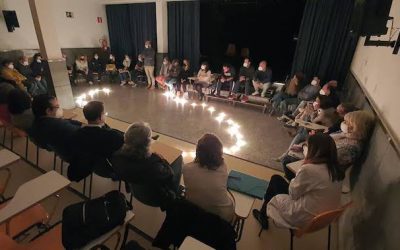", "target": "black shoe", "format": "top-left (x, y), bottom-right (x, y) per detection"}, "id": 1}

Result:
top-left (252, 209), bottom-right (269, 229)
